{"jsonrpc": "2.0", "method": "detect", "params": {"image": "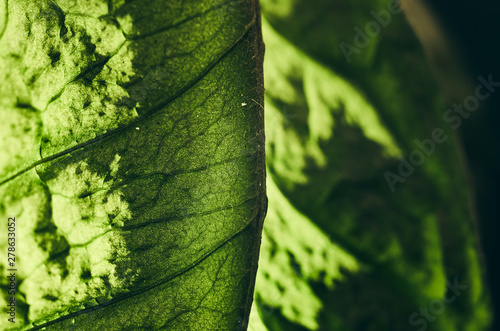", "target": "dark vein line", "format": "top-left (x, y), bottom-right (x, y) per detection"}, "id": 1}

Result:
top-left (0, 11), bottom-right (256, 188)
top-left (106, 149), bottom-right (256, 197)
top-left (27, 199), bottom-right (264, 330)
top-left (120, 195), bottom-right (258, 232)
top-left (148, 80), bottom-right (221, 169)
top-left (44, 39), bottom-right (128, 110)
top-left (24, 195), bottom-right (257, 277)
top-left (124, 1), bottom-right (239, 41)
top-left (0, 0), bottom-right (8, 42)
top-left (152, 152), bottom-right (261, 178)
top-left (158, 310), bottom-right (192, 330)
